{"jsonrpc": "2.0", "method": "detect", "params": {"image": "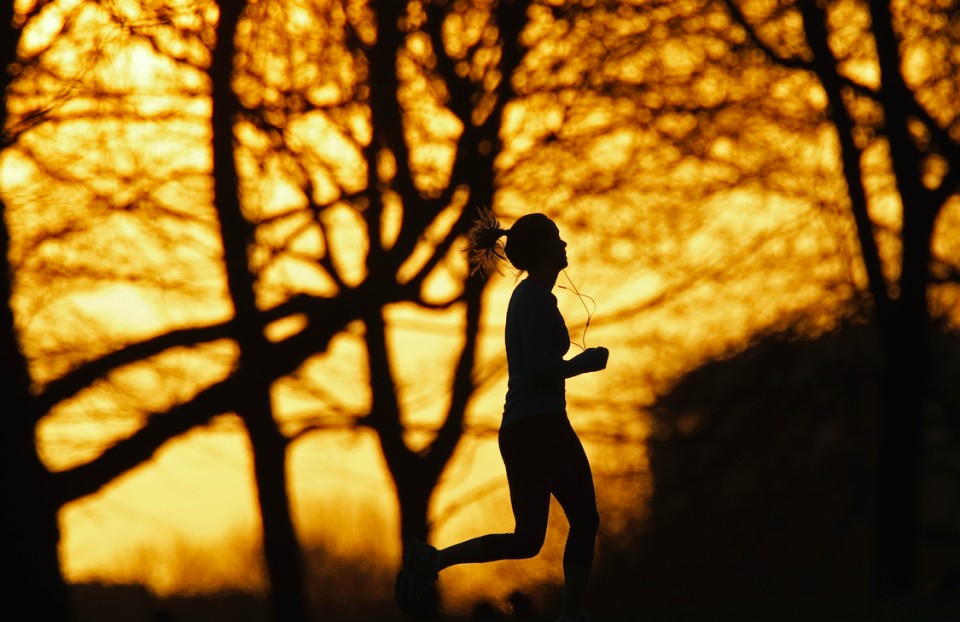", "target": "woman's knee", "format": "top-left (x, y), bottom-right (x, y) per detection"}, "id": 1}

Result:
top-left (511, 529), bottom-right (546, 559)
top-left (571, 506), bottom-right (600, 536)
